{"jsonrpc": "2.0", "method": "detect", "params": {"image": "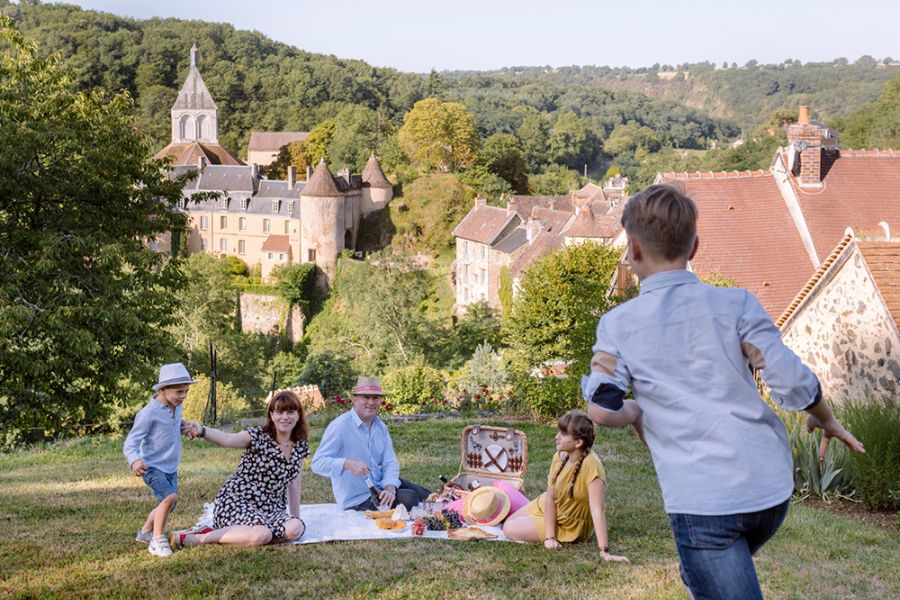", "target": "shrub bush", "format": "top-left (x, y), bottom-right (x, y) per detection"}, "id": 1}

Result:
top-left (840, 398), bottom-right (900, 510)
top-left (182, 374), bottom-right (250, 425)
top-left (295, 350), bottom-right (357, 399)
top-left (511, 371), bottom-right (581, 420)
top-left (382, 357), bottom-right (445, 415)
